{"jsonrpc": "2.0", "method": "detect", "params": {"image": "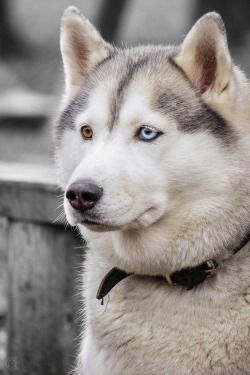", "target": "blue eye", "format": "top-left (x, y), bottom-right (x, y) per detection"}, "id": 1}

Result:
top-left (138, 126), bottom-right (161, 141)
